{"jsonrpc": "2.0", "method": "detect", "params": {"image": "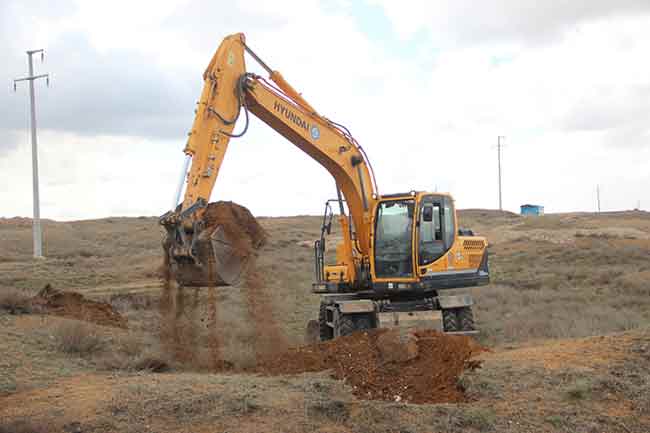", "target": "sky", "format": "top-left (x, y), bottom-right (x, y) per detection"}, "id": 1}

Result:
top-left (1, 0), bottom-right (649, 220)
